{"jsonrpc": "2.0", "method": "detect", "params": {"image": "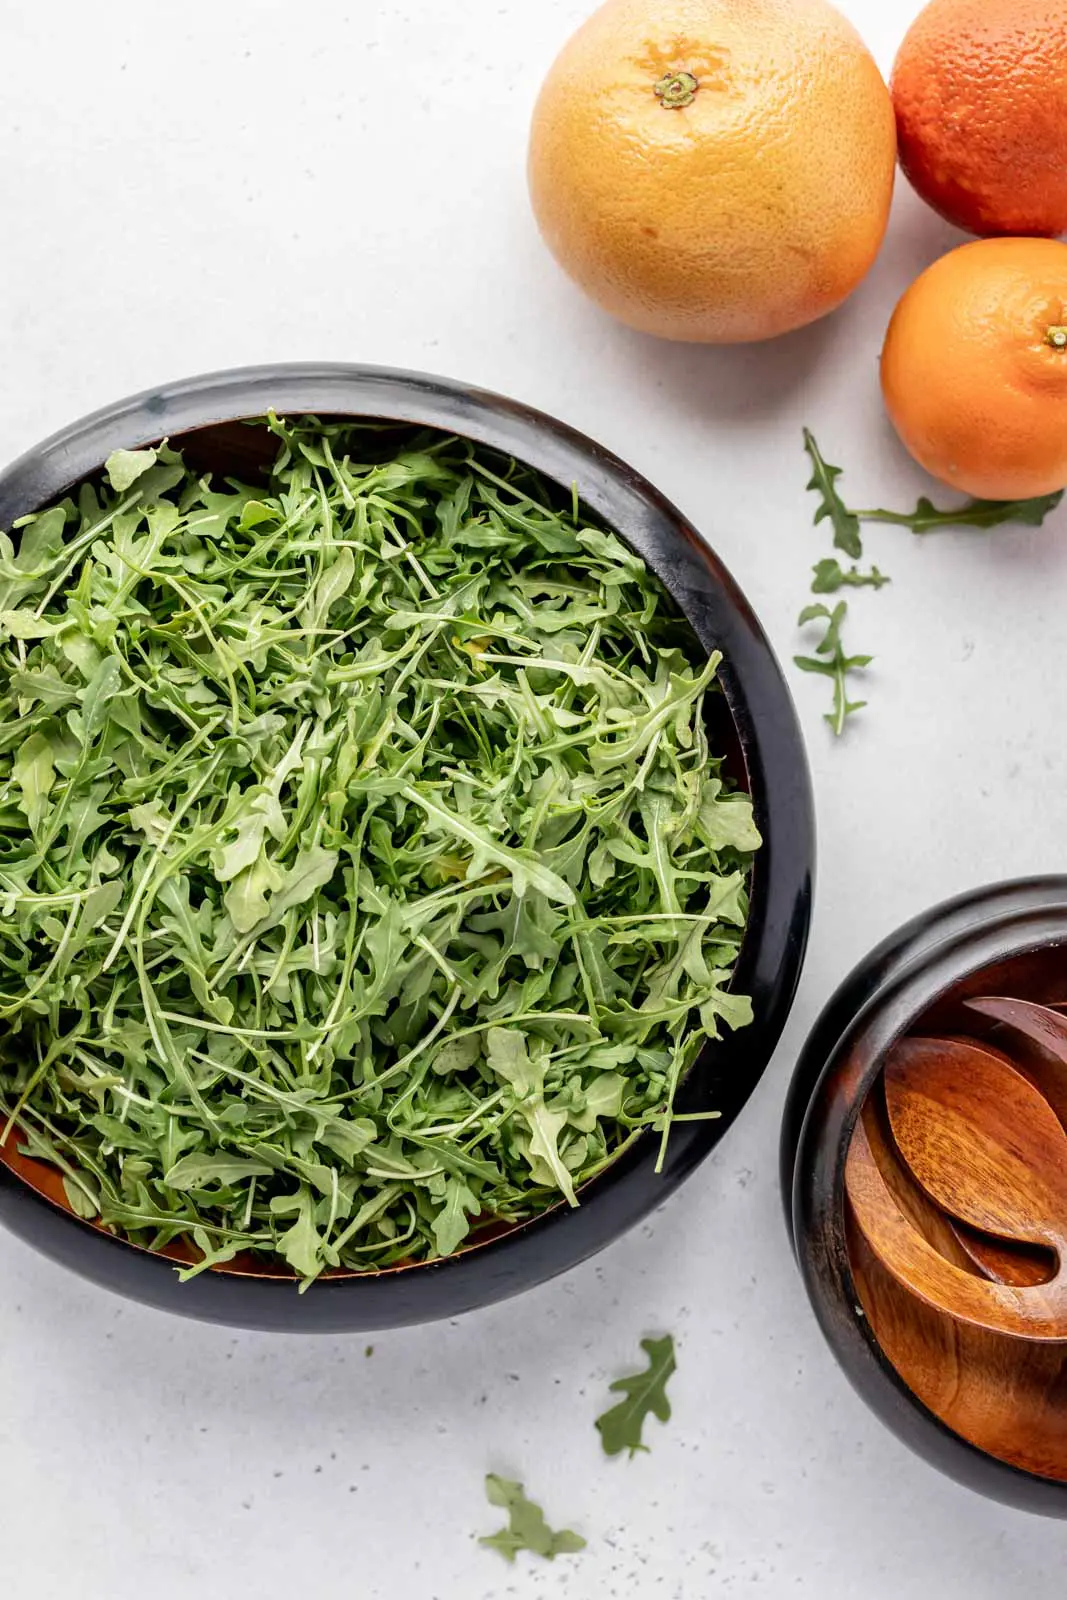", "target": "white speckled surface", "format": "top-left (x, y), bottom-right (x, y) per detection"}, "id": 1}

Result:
top-left (3, 1), bottom-right (1067, 1593)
